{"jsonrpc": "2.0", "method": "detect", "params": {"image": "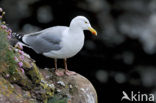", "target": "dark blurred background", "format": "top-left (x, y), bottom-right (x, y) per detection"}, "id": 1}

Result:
top-left (1, 0), bottom-right (156, 103)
